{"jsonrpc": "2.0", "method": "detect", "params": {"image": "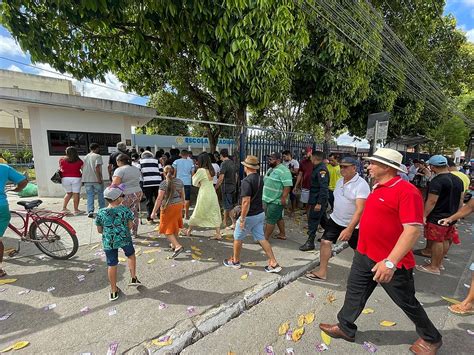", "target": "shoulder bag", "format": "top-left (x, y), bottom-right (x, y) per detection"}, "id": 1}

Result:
top-left (51, 169), bottom-right (62, 184)
top-left (231, 175), bottom-right (262, 221)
